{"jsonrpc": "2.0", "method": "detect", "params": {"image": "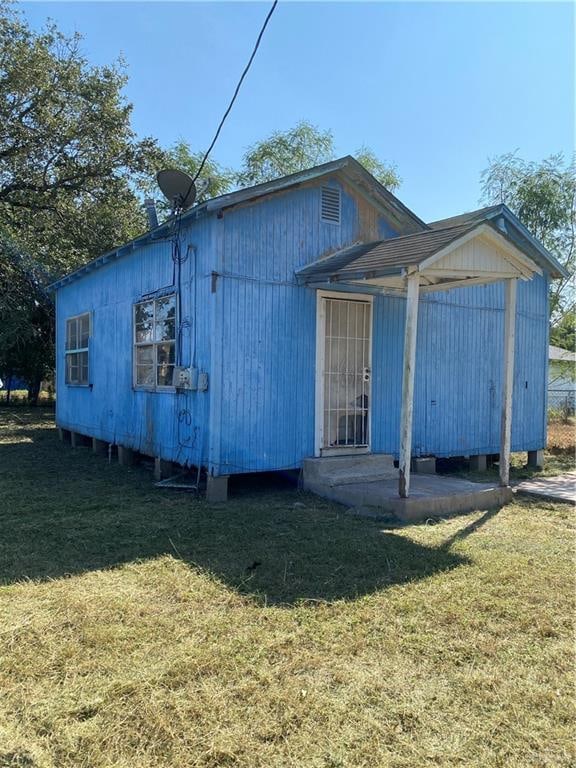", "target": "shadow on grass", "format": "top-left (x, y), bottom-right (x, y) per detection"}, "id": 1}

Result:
top-left (0, 411), bottom-right (470, 604)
